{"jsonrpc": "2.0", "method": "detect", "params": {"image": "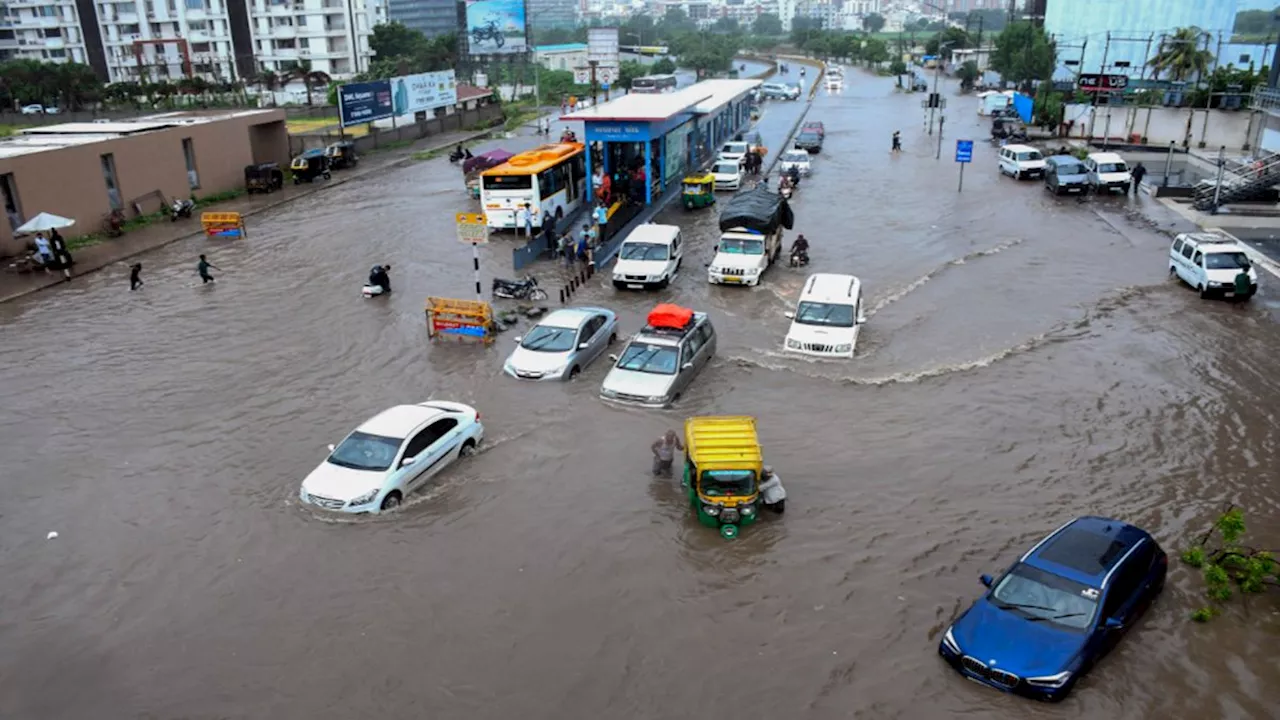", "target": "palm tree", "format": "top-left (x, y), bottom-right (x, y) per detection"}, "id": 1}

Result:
top-left (255, 70), bottom-right (281, 106)
top-left (1147, 27), bottom-right (1214, 82)
top-left (280, 60), bottom-right (332, 106)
